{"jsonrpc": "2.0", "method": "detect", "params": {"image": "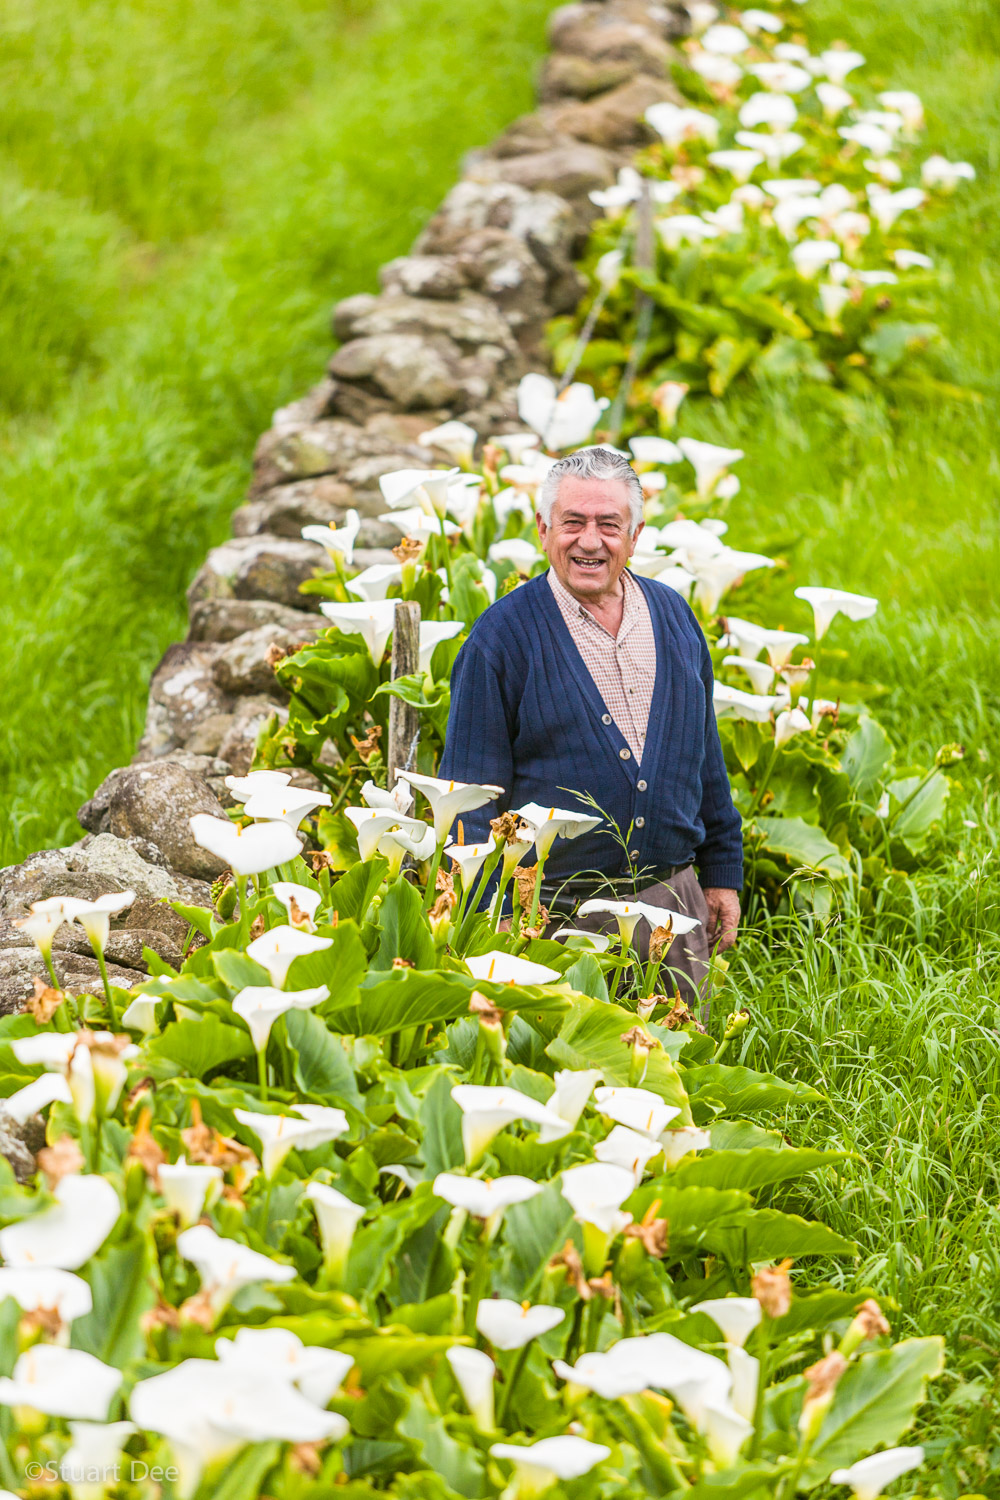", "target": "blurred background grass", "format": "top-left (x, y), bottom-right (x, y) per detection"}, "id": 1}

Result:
top-left (0, 0), bottom-right (555, 862)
